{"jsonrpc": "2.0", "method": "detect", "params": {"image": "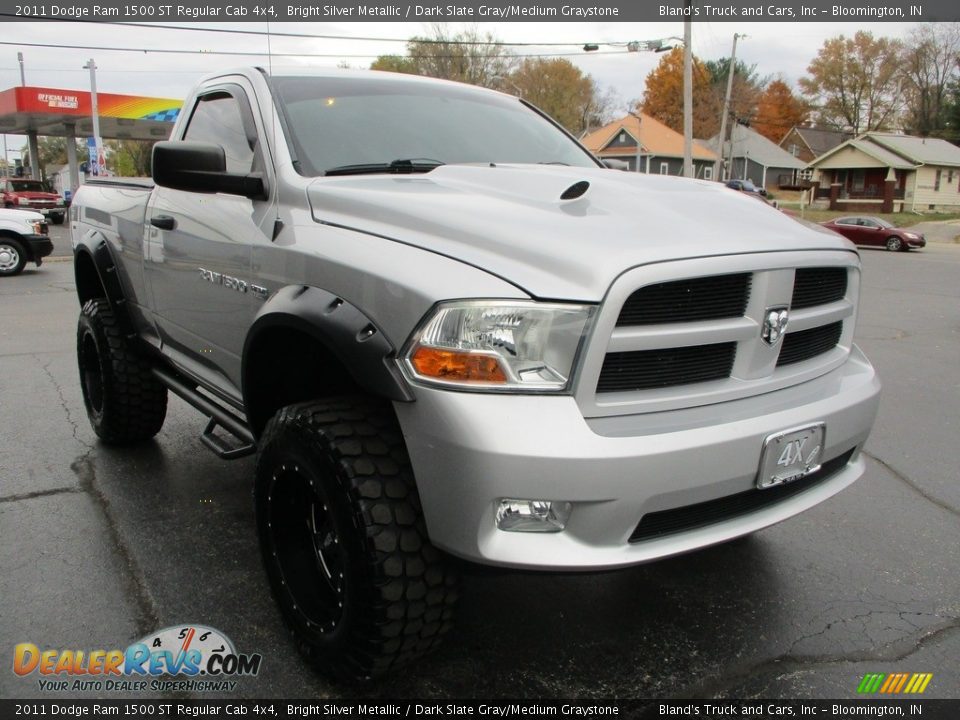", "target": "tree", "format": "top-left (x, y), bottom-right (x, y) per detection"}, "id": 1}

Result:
top-left (21, 136), bottom-right (85, 180)
top-left (944, 78), bottom-right (960, 143)
top-left (900, 23), bottom-right (960, 137)
top-left (506, 58), bottom-right (613, 135)
top-left (371, 24), bottom-right (516, 88)
top-left (799, 32), bottom-right (904, 133)
top-left (752, 79), bottom-right (810, 143)
top-left (106, 140), bottom-right (156, 177)
top-left (641, 48), bottom-right (717, 137)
